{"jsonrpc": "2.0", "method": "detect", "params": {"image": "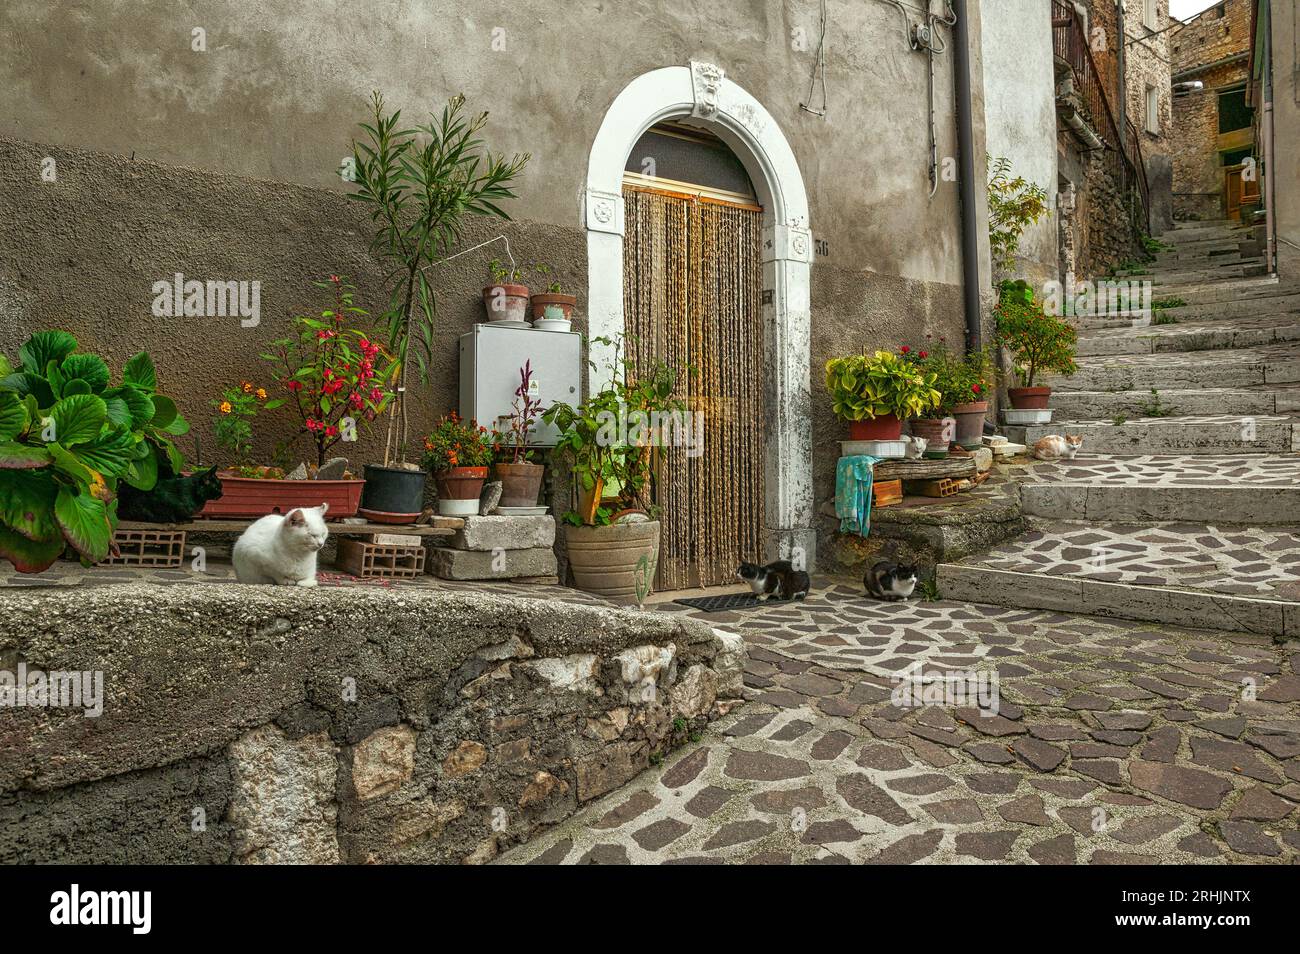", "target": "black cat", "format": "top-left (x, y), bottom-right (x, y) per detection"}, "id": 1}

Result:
top-left (736, 560), bottom-right (811, 601)
top-left (117, 465), bottom-right (224, 523)
top-left (864, 560), bottom-right (919, 601)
